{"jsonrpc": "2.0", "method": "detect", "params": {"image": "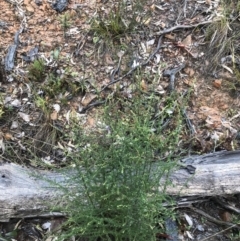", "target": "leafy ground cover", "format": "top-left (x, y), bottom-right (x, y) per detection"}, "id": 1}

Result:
top-left (1, 0), bottom-right (240, 240)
